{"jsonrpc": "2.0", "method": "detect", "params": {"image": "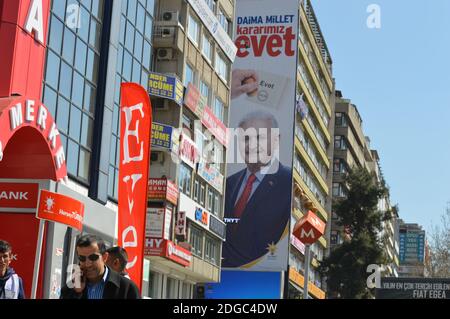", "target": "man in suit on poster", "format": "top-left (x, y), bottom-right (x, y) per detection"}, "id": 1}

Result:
top-left (222, 111), bottom-right (292, 268)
